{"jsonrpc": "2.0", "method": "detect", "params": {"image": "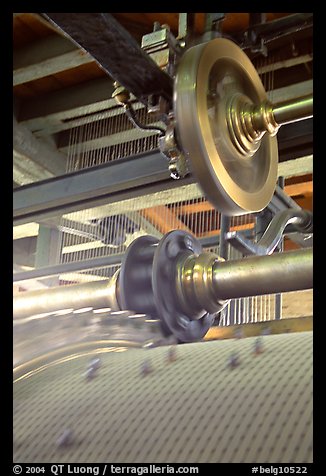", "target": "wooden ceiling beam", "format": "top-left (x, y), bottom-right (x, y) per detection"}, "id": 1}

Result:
top-left (284, 181), bottom-right (313, 197)
top-left (14, 34), bottom-right (94, 86)
top-left (141, 205), bottom-right (191, 234)
top-left (176, 201), bottom-right (214, 215)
